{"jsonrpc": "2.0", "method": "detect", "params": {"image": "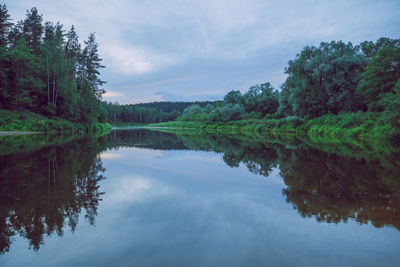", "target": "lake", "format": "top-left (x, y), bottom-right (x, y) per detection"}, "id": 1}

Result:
top-left (0, 128), bottom-right (400, 266)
